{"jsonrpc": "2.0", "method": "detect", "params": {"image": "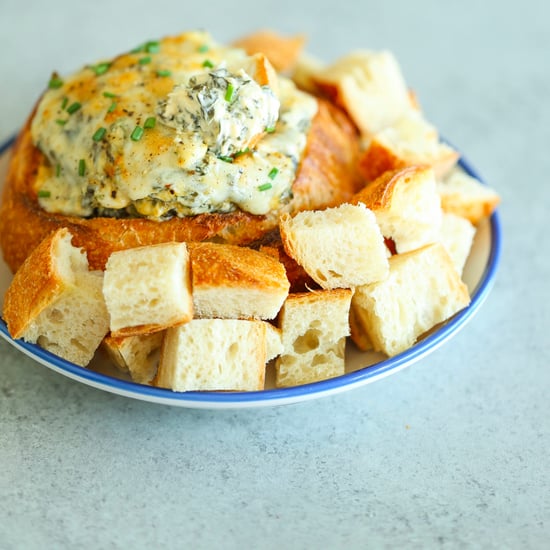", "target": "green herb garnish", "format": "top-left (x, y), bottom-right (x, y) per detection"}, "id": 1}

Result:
top-left (91, 62), bottom-right (111, 76)
top-left (156, 69), bottom-right (172, 77)
top-left (107, 101), bottom-right (117, 113)
top-left (265, 125), bottom-right (276, 134)
top-left (55, 164), bottom-right (61, 177)
top-left (66, 102), bottom-right (82, 115)
top-left (55, 119), bottom-right (68, 126)
top-left (234, 147), bottom-right (251, 158)
top-left (138, 56), bottom-right (152, 65)
top-left (144, 117), bottom-right (156, 129)
top-left (258, 183), bottom-right (272, 192)
top-left (145, 40), bottom-right (160, 53)
top-left (268, 167), bottom-right (279, 180)
top-left (37, 189), bottom-right (51, 198)
top-left (198, 44), bottom-right (209, 53)
top-left (225, 83), bottom-right (235, 102)
top-left (103, 91), bottom-right (117, 98)
top-left (218, 155), bottom-right (234, 163)
top-left (130, 126), bottom-right (144, 141)
top-left (48, 75), bottom-right (64, 89)
top-left (61, 97), bottom-right (69, 110)
top-left (202, 59), bottom-right (215, 69)
top-left (92, 127), bottom-right (106, 142)
top-left (78, 159), bottom-right (86, 177)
